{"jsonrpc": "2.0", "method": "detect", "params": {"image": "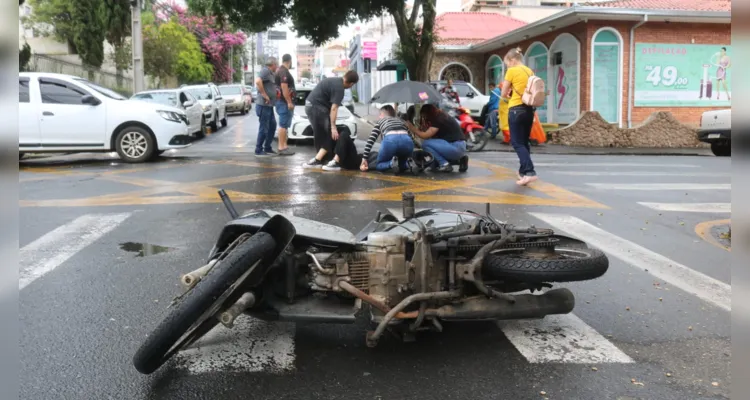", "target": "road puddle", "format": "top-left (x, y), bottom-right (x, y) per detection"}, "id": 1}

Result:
top-left (119, 242), bottom-right (176, 257)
